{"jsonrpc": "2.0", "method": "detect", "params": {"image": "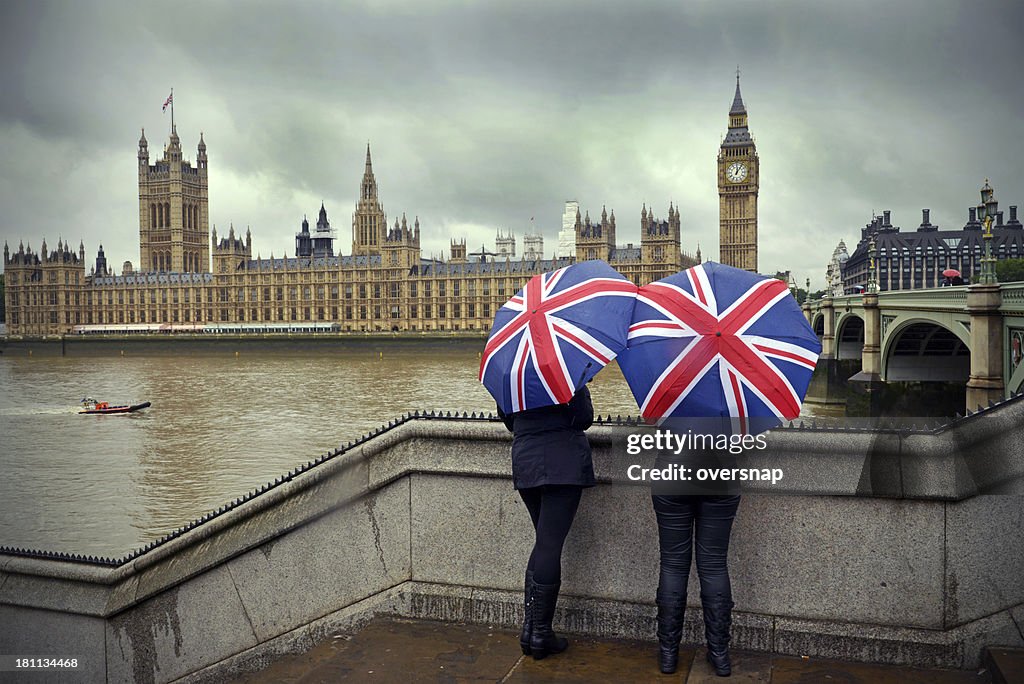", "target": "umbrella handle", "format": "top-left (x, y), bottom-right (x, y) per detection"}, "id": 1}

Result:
top-left (576, 362), bottom-right (593, 389)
